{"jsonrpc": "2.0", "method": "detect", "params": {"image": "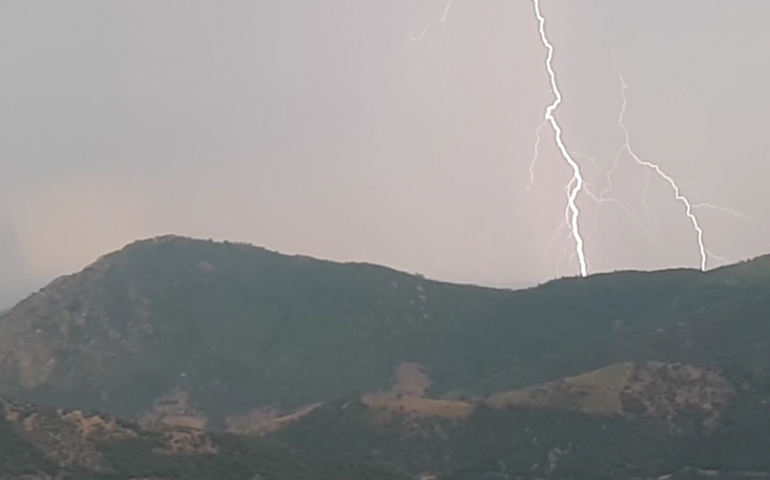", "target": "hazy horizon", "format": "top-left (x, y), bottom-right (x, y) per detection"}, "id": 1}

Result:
top-left (2, 1), bottom-right (769, 306)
